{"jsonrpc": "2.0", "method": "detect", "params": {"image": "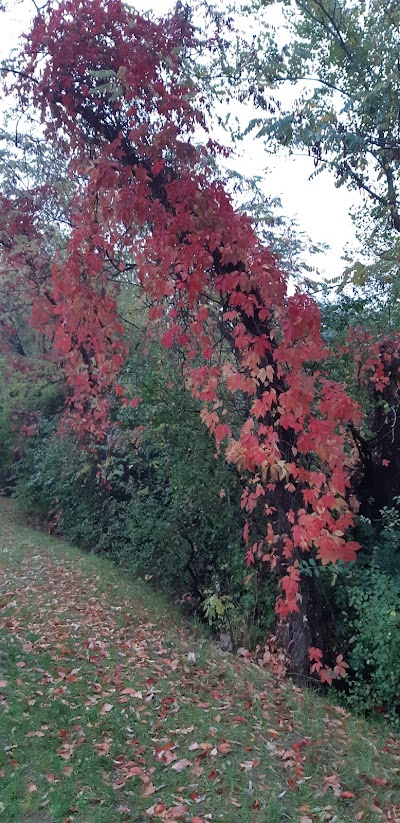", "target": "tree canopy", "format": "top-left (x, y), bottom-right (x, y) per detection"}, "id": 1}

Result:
top-left (233, 0), bottom-right (400, 291)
